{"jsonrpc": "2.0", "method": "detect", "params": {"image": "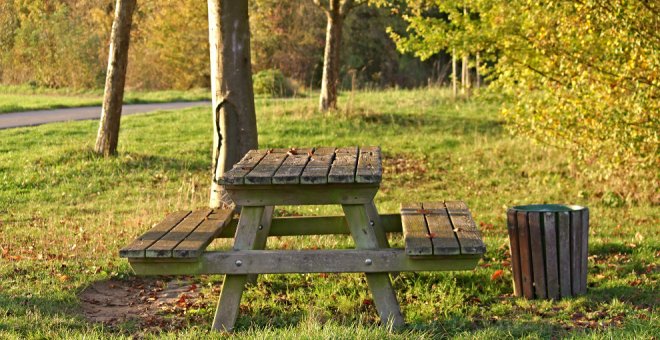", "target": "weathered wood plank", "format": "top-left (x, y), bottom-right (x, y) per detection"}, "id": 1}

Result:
top-left (356, 146), bottom-right (382, 184)
top-left (246, 206), bottom-right (274, 284)
top-left (145, 209), bottom-right (212, 258)
top-left (225, 184), bottom-right (379, 206)
top-left (173, 209), bottom-right (233, 258)
top-left (422, 202), bottom-right (460, 255)
top-left (400, 203), bottom-right (433, 256)
top-left (557, 211), bottom-right (572, 298)
top-left (129, 249), bottom-right (483, 275)
top-left (516, 211), bottom-right (535, 299)
top-left (300, 154), bottom-right (334, 184)
top-left (221, 150), bottom-right (268, 185)
top-left (313, 147), bottom-right (336, 155)
top-left (328, 152), bottom-right (358, 184)
top-left (212, 206), bottom-right (265, 332)
top-left (528, 212), bottom-right (547, 299)
top-left (217, 213), bottom-right (403, 238)
top-left (343, 204), bottom-right (404, 328)
top-left (335, 146), bottom-right (358, 154)
top-left (570, 210), bottom-right (582, 295)
top-left (244, 152), bottom-right (288, 185)
top-left (507, 209), bottom-right (523, 297)
top-left (445, 201), bottom-right (486, 255)
top-left (272, 154), bottom-right (310, 184)
top-left (119, 210), bottom-right (191, 258)
top-left (580, 208), bottom-right (589, 295)
top-left (543, 211), bottom-right (560, 299)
